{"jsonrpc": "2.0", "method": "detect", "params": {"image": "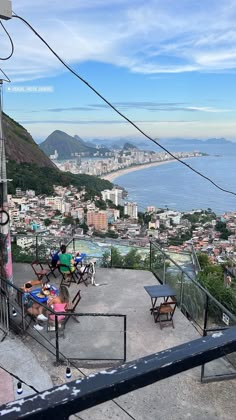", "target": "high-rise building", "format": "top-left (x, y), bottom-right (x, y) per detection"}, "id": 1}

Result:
top-left (124, 202), bottom-right (138, 219)
top-left (101, 187), bottom-right (123, 206)
top-left (87, 210), bottom-right (108, 230)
